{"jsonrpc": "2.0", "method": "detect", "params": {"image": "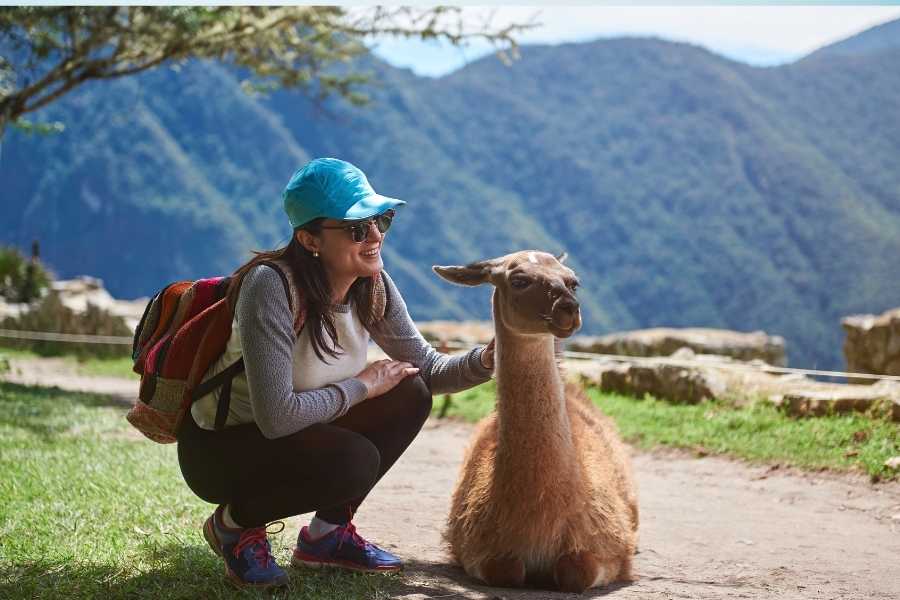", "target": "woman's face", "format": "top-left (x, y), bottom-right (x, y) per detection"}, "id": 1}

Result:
top-left (305, 217), bottom-right (385, 283)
